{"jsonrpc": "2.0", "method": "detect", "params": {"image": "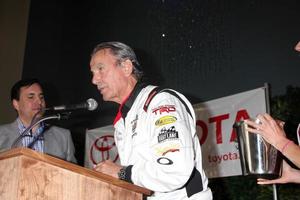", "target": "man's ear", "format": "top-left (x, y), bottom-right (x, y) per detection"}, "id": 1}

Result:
top-left (121, 59), bottom-right (134, 76)
top-left (12, 99), bottom-right (19, 111)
